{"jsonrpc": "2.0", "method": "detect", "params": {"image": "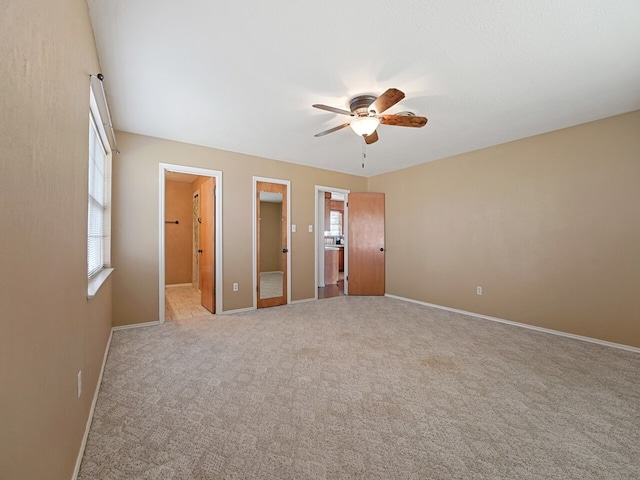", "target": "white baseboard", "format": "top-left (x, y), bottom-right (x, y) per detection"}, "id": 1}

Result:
top-left (222, 306), bottom-right (256, 315)
top-left (386, 294), bottom-right (640, 354)
top-left (290, 297), bottom-right (316, 305)
top-left (165, 283), bottom-right (192, 288)
top-left (112, 320), bottom-right (160, 331)
top-left (72, 328), bottom-right (113, 479)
